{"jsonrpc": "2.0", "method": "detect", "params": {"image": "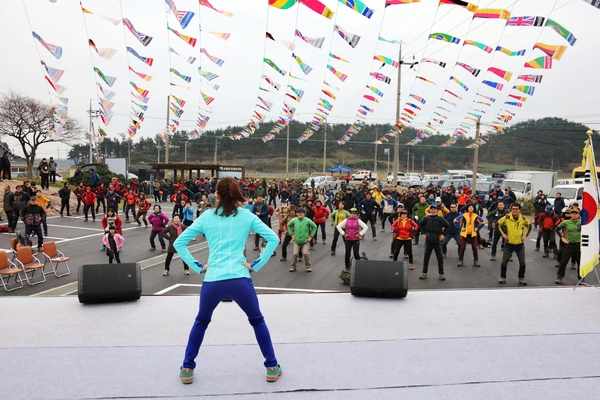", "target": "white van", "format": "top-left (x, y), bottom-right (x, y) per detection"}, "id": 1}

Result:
top-left (547, 184), bottom-right (583, 209)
